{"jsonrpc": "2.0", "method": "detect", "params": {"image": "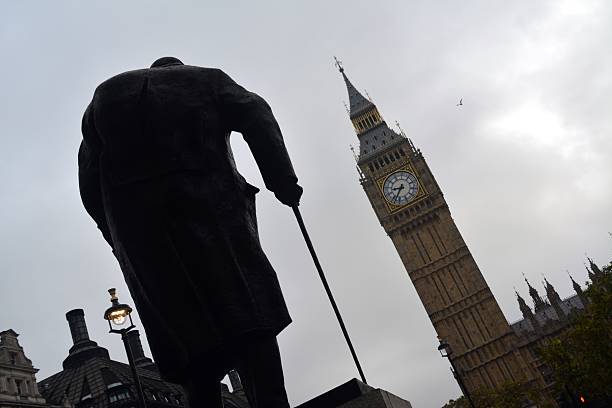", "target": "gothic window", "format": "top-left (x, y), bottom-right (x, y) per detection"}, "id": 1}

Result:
top-left (389, 154), bottom-right (395, 162)
top-left (394, 151), bottom-right (400, 160)
top-left (399, 148), bottom-right (405, 156)
top-left (384, 157), bottom-right (390, 165)
top-left (368, 164), bottom-right (374, 172)
top-left (374, 162), bottom-right (380, 170)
